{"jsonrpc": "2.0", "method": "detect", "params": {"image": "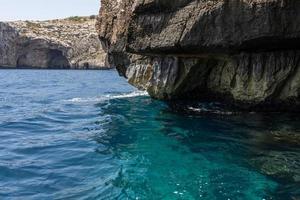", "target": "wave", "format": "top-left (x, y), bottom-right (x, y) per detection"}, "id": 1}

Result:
top-left (64, 90), bottom-right (149, 103)
top-left (187, 106), bottom-right (235, 115)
